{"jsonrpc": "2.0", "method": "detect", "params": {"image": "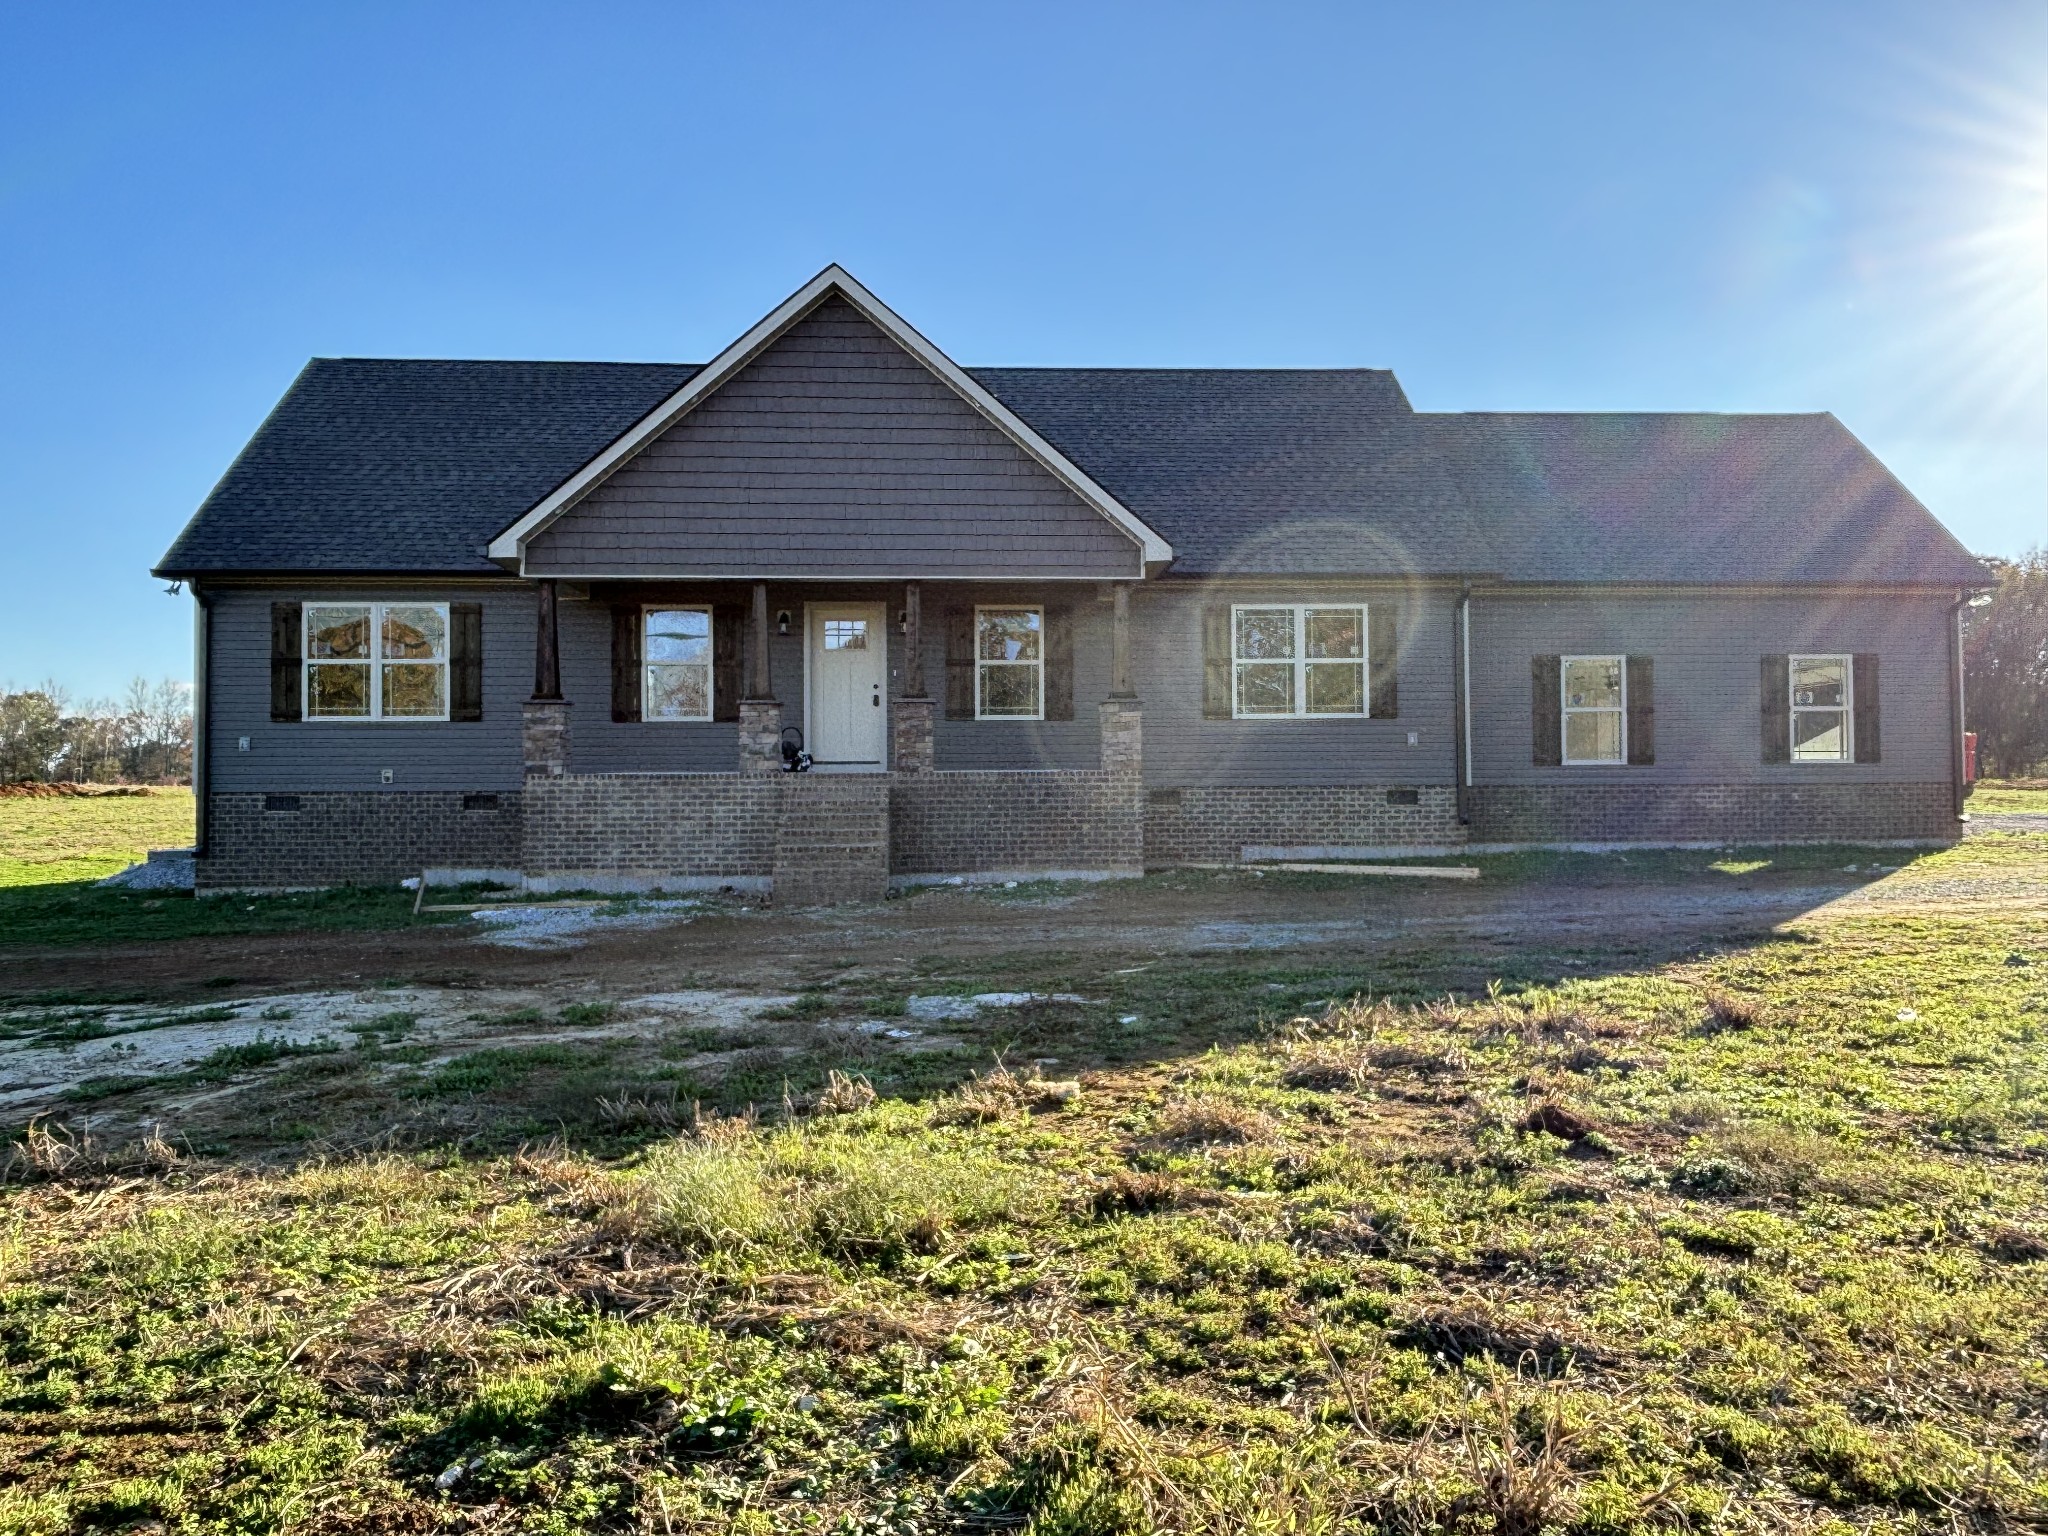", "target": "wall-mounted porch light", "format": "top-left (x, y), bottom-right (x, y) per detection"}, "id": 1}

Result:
top-left (776, 610), bottom-right (792, 636)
